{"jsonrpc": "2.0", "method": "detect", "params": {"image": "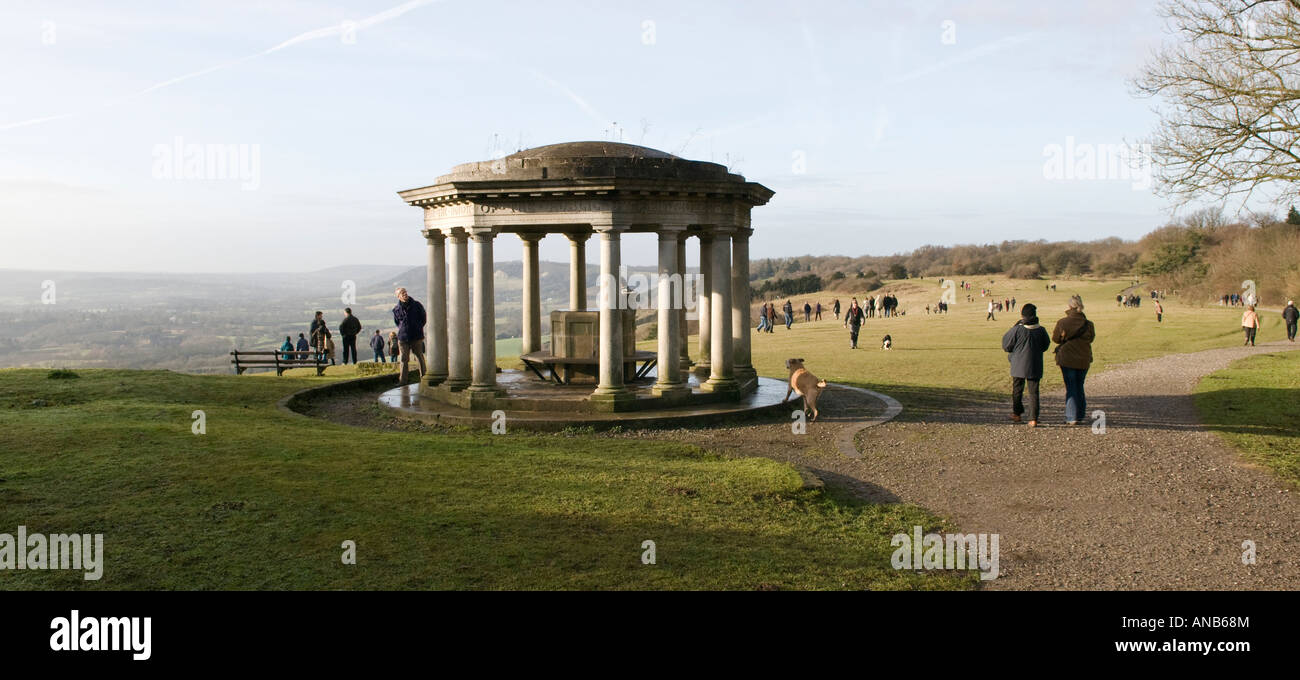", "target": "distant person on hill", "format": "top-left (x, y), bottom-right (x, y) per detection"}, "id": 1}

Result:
top-left (833, 299), bottom-right (841, 320)
top-left (1003, 303), bottom-right (1051, 427)
top-left (280, 336), bottom-right (294, 361)
top-left (370, 329), bottom-right (387, 362)
top-left (392, 287), bottom-right (427, 383)
top-left (1241, 305), bottom-right (1260, 346)
top-left (1154, 299), bottom-right (1163, 324)
top-left (803, 301), bottom-right (812, 322)
top-left (388, 330), bottom-right (399, 363)
top-left (815, 301), bottom-right (823, 321)
top-left (756, 303), bottom-right (768, 332)
top-left (295, 333), bottom-right (309, 358)
top-left (766, 303), bottom-right (777, 333)
top-left (783, 300), bottom-right (794, 329)
top-left (339, 308), bottom-right (362, 365)
top-left (1283, 300), bottom-right (1298, 342)
top-left (845, 298), bottom-right (865, 349)
top-left (1052, 295), bottom-right (1096, 426)
top-left (1116, 294), bottom-right (1123, 307)
top-left (986, 300), bottom-right (996, 321)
